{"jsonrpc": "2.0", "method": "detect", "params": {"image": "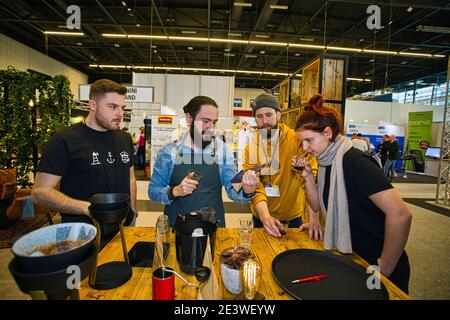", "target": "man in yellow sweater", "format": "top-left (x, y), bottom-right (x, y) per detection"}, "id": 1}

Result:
top-left (243, 93), bottom-right (322, 238)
